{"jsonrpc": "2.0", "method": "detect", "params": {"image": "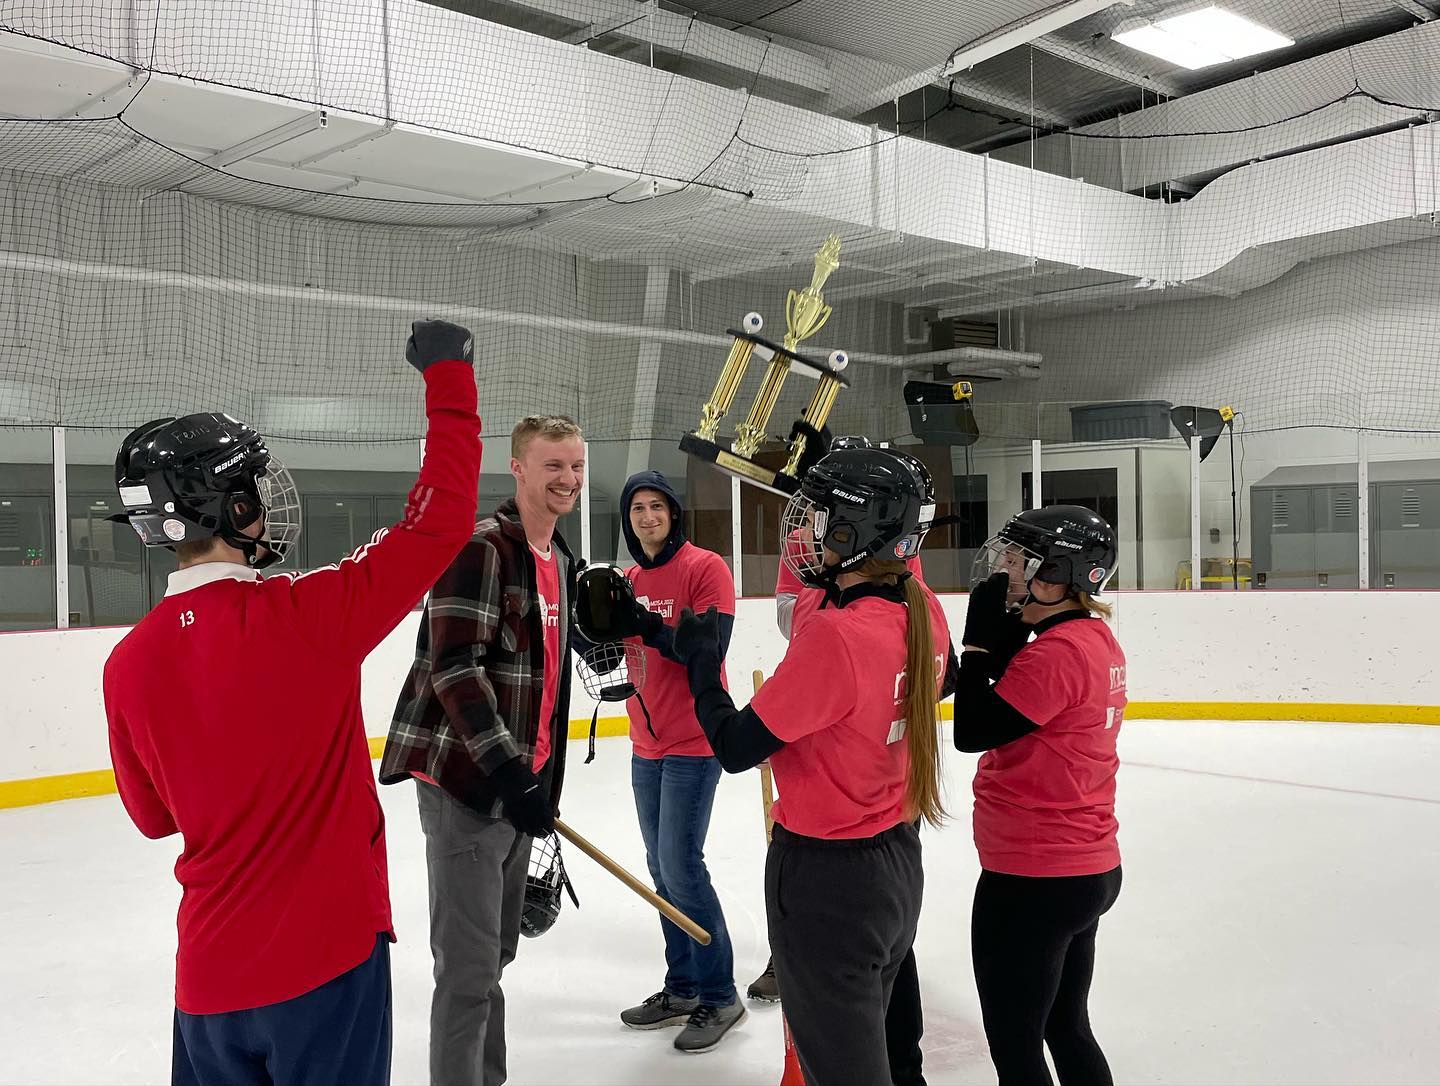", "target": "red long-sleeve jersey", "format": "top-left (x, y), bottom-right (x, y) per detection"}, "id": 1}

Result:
top-left (103, 360), bottom-right (481, 1015)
